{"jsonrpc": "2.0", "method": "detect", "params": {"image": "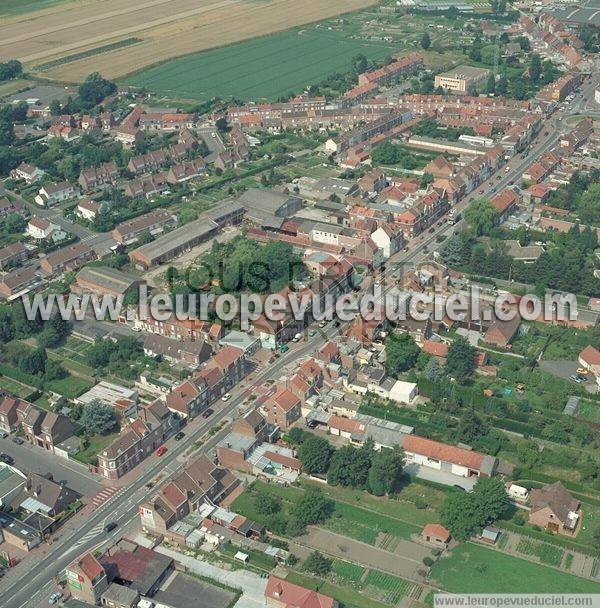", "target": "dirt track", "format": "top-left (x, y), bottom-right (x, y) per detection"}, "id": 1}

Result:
top-left (0, 0), bottom-right (376, 82)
